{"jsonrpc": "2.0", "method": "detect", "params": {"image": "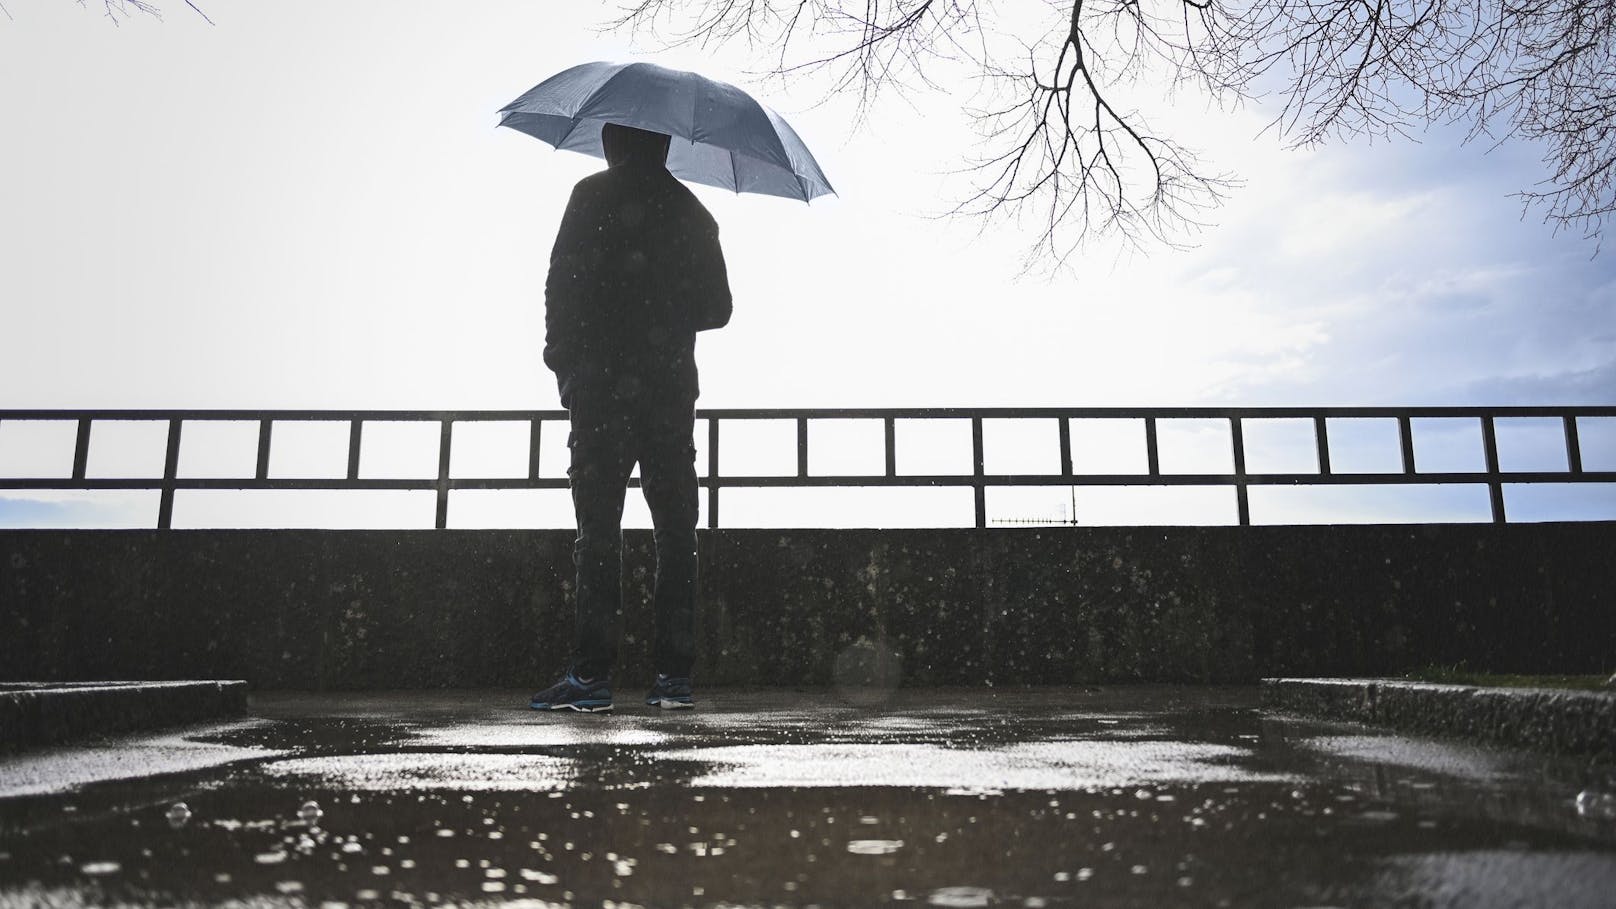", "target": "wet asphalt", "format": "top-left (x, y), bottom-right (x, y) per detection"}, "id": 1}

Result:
top-left (1, 686), bottom-right (1614, 908)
